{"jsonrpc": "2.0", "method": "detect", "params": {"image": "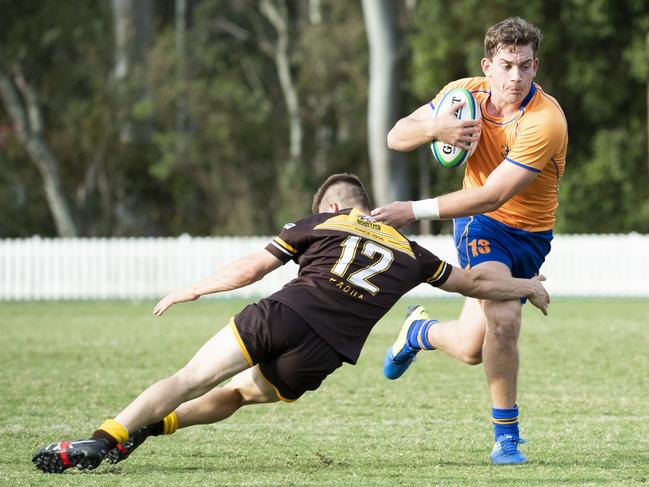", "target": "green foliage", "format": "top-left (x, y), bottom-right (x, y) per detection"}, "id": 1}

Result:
top-left (0, 0), bottom-right (647, 235)
top-left (409, 0), bottom-right (649, 234)
top-left (0, 0), bottom-right (374, 236)
top-left (147, 7), bottom-right (280, 235)
top-left (549, 0), bottom-right (649, 232)
top-left (0, 0), bottom-right (117, 235)
top-left (0, 139), bottom-right (54, 236)
top-left (2, 299), bottom-right (649, 484)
